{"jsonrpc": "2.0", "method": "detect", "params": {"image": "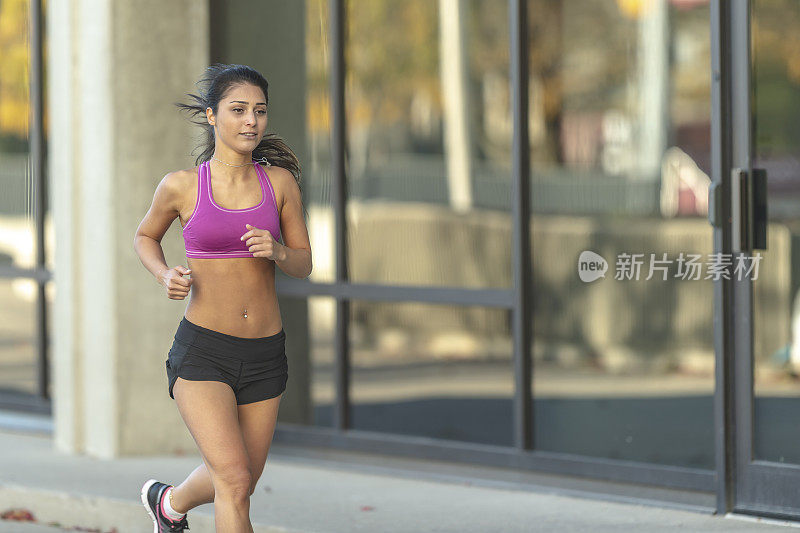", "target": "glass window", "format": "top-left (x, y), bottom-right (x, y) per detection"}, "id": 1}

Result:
top-left (529, 0), bottom-right (714, 469)
top-left (278, 295), bottom-right (338, 428)
top-left (751, 0), bottom-right (800, 465)
top-left (0, 278), bottom-right (39, 399)
top-left (0, 0), bottom-right (48, 408)
top-left (349, 300), bottom-right (513, 446)
top-left (345, 0), bottom-right (513, 289)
